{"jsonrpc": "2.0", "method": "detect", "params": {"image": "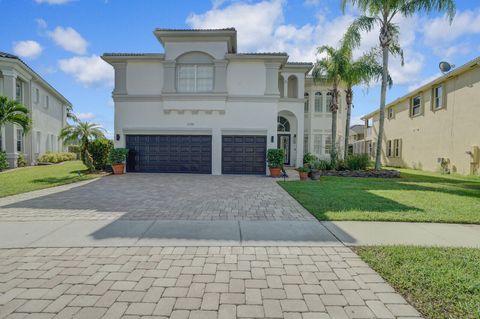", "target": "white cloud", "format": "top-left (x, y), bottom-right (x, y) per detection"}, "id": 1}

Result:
top-left (423, 8), bottom-right (480, 58)
top-left (77, 112), bottom-right (95, 120)
top-left (35, 0), bottom-right (73, 4)
top-left (304, 0), bottom-right (320, 6)
top-left (12, 40), bottom-right (43, 59)
top-left (36, 18), bottom-right (48, 29)
top-left (187, 0), bottom-right (285, 52)
top-left (48, 26), bottom-right (88, 54)
top-left (58, 55), bottom-right (113, 87)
